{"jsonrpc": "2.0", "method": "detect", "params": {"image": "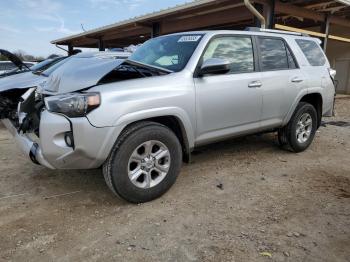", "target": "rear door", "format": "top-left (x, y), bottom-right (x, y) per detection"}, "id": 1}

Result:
top-left (256, 36), bottom-right (305, 127)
